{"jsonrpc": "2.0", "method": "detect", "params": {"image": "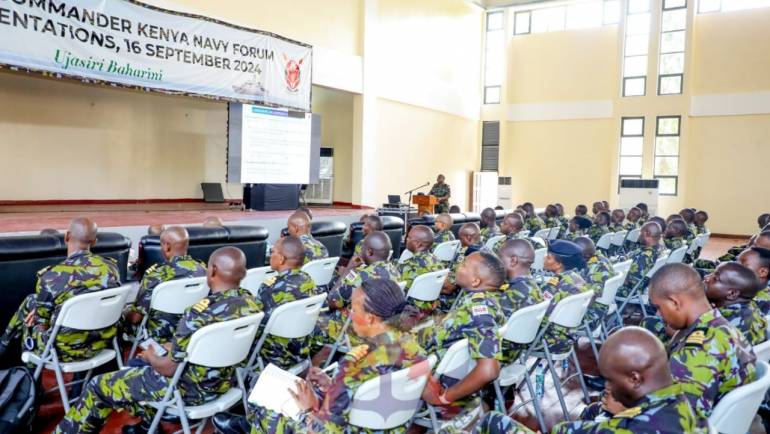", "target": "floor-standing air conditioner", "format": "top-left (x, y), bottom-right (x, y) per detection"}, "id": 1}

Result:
top-left (305, 148), bottom-right (333, 204)
top-left (619, 179), bottom-right (659, 216)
